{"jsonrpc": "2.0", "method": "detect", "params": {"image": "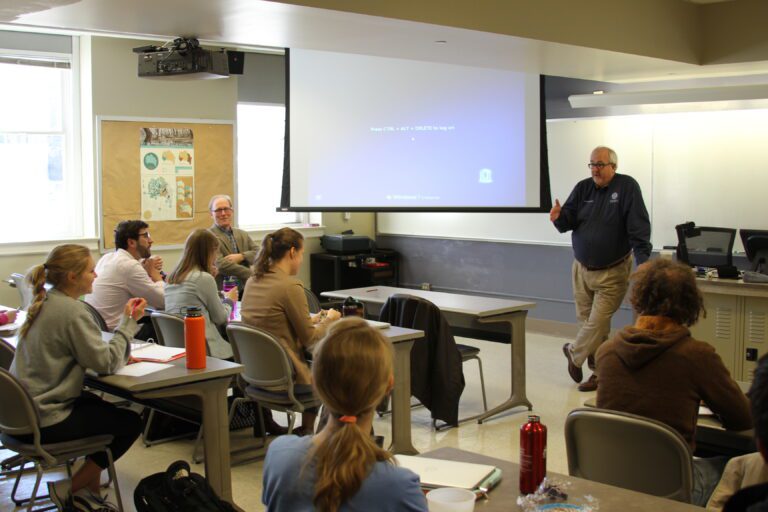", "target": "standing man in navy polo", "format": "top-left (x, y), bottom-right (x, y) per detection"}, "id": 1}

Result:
top-left (550, 146), bottom-right (652, 391)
